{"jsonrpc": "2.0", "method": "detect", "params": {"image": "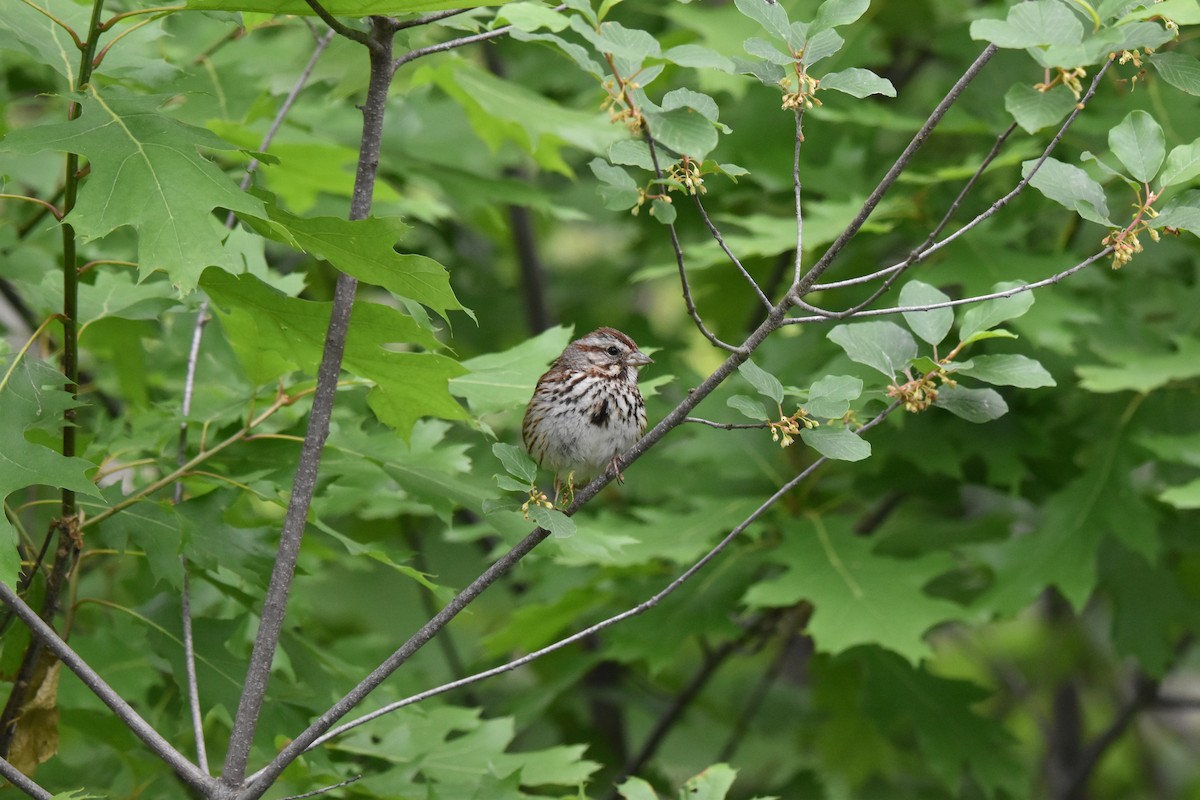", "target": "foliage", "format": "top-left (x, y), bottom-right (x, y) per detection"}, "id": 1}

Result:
top-left (1, 0), bottom-right (1199, 799)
